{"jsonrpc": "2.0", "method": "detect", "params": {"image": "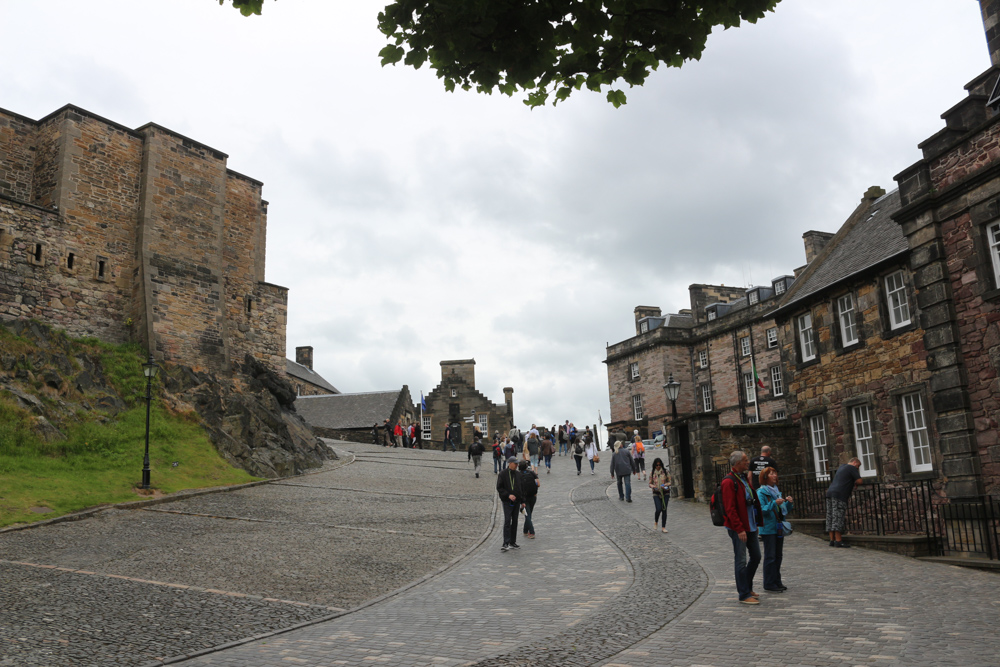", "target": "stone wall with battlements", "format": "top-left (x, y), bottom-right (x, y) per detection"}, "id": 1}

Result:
top-left (0, 104), bottom-right (288, 377)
